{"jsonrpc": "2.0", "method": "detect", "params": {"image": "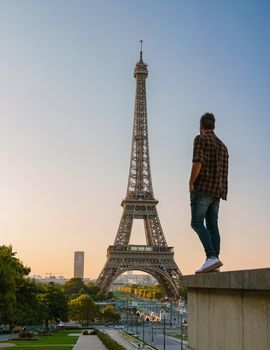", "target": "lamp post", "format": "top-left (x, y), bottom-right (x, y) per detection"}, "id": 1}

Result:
top-left (180, 312), bottom-right (183, 350)
top-left (160, 306), bottom-right (166, 350)
top-left (163, 313), bottom-right (166, 350)
top-left (127, 310), bottom-right (129, 332)
top-left (131, 311), bottom-right (134, 333)
top-left (142, 316), bottom-right (145, 342)
top-left (169, 297), bottom-right (173, 327)
top-left (151, 321), bottom-right (154, 343)
top-left (126, 297), bottom-right (128, 332)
